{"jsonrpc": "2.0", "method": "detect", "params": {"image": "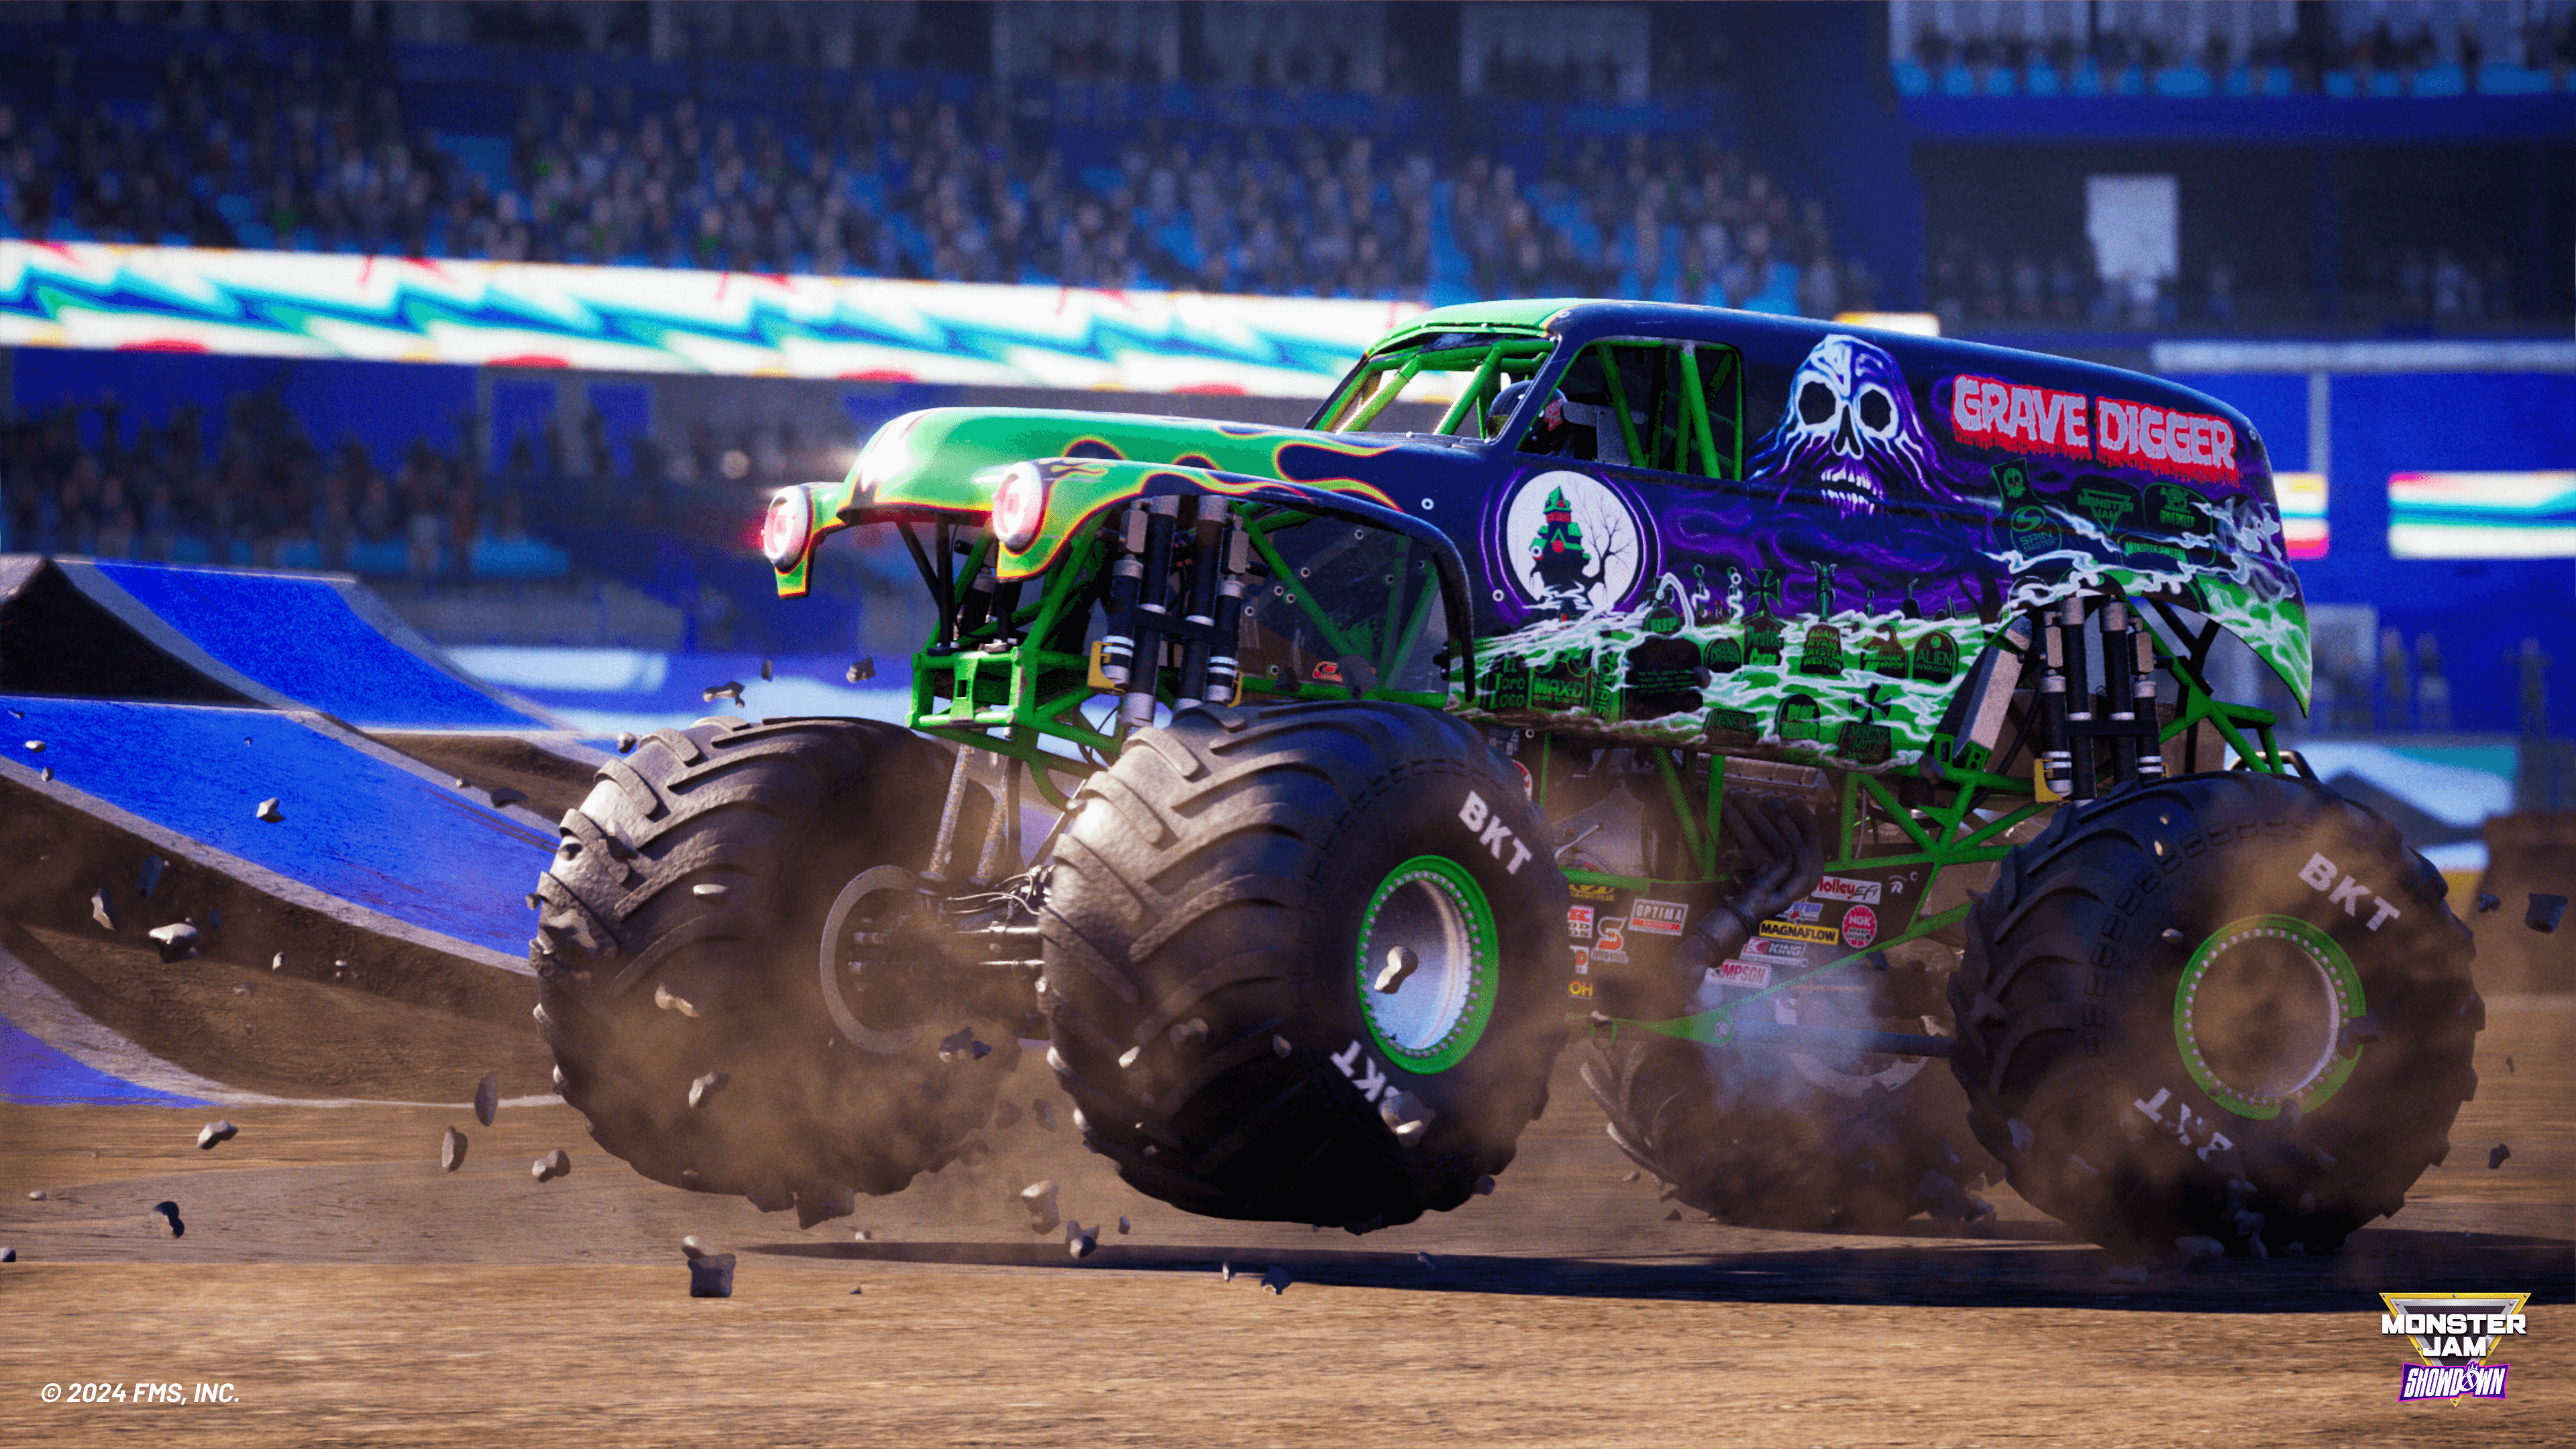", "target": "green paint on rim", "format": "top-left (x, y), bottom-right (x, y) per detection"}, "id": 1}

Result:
top-left (1354, 855), bottom-right (1500, 1075)
top-left (2173, 914), bottom-right (2367, 1120)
